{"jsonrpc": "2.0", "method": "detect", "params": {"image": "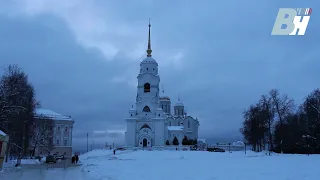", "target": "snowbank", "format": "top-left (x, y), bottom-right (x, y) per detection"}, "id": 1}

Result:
top-left (79, 149), bottom-right (320, 180)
